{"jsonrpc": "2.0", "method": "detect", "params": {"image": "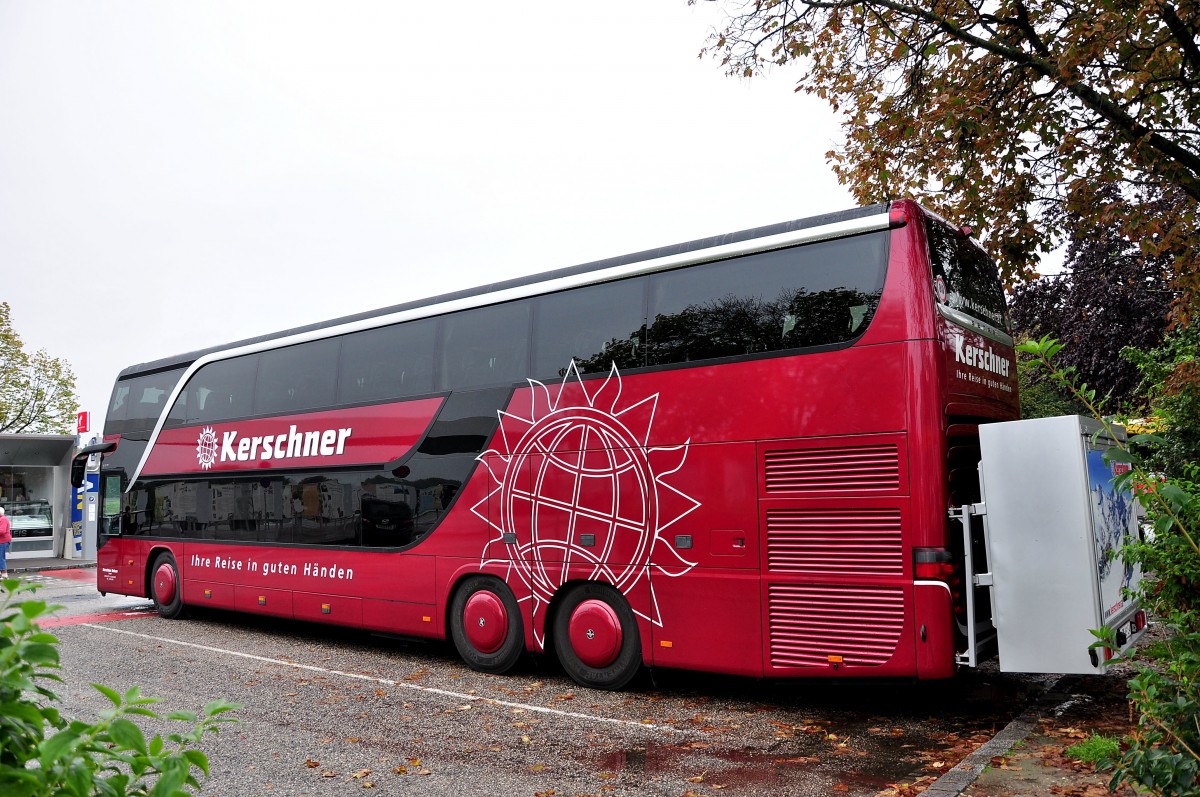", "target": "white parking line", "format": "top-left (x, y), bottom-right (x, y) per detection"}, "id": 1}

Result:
top-left (83, 623), bottom-right (679, 735)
